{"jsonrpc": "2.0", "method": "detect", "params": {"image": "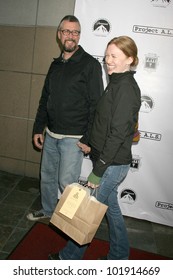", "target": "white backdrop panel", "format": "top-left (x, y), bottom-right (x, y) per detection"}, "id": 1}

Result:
top-left (75, 0), bottom-right (173, 227)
